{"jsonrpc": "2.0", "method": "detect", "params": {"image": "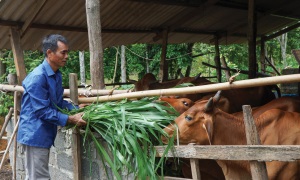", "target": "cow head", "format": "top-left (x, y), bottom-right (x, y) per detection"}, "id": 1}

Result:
top-left (162, 91), bottom-right (222, 145)
top-left (159, 96), bottom-right (195, 114)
